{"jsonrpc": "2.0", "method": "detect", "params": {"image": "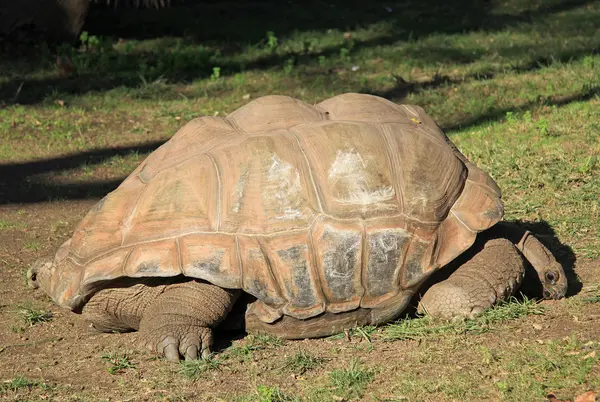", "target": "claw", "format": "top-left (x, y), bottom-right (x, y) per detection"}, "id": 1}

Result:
top-left (184, 345), bottom-right (198, 361)
top-left (163, 343), bottom-right (180, 362)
